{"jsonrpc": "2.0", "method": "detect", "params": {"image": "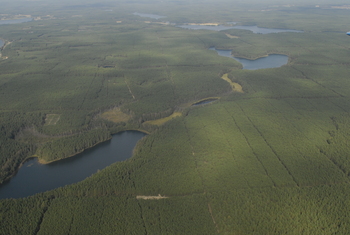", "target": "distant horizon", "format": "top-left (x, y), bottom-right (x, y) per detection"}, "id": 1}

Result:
top-left (2, 0), bottom-right (350, 5)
